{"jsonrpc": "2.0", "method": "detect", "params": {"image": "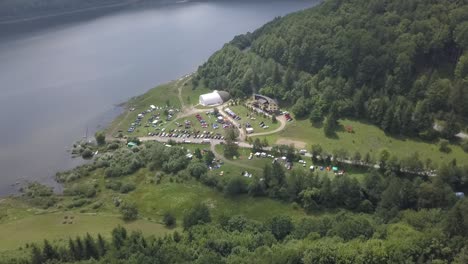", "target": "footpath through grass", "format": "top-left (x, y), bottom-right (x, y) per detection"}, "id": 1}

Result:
top-left (255, 118), bottom-right (468, 167)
